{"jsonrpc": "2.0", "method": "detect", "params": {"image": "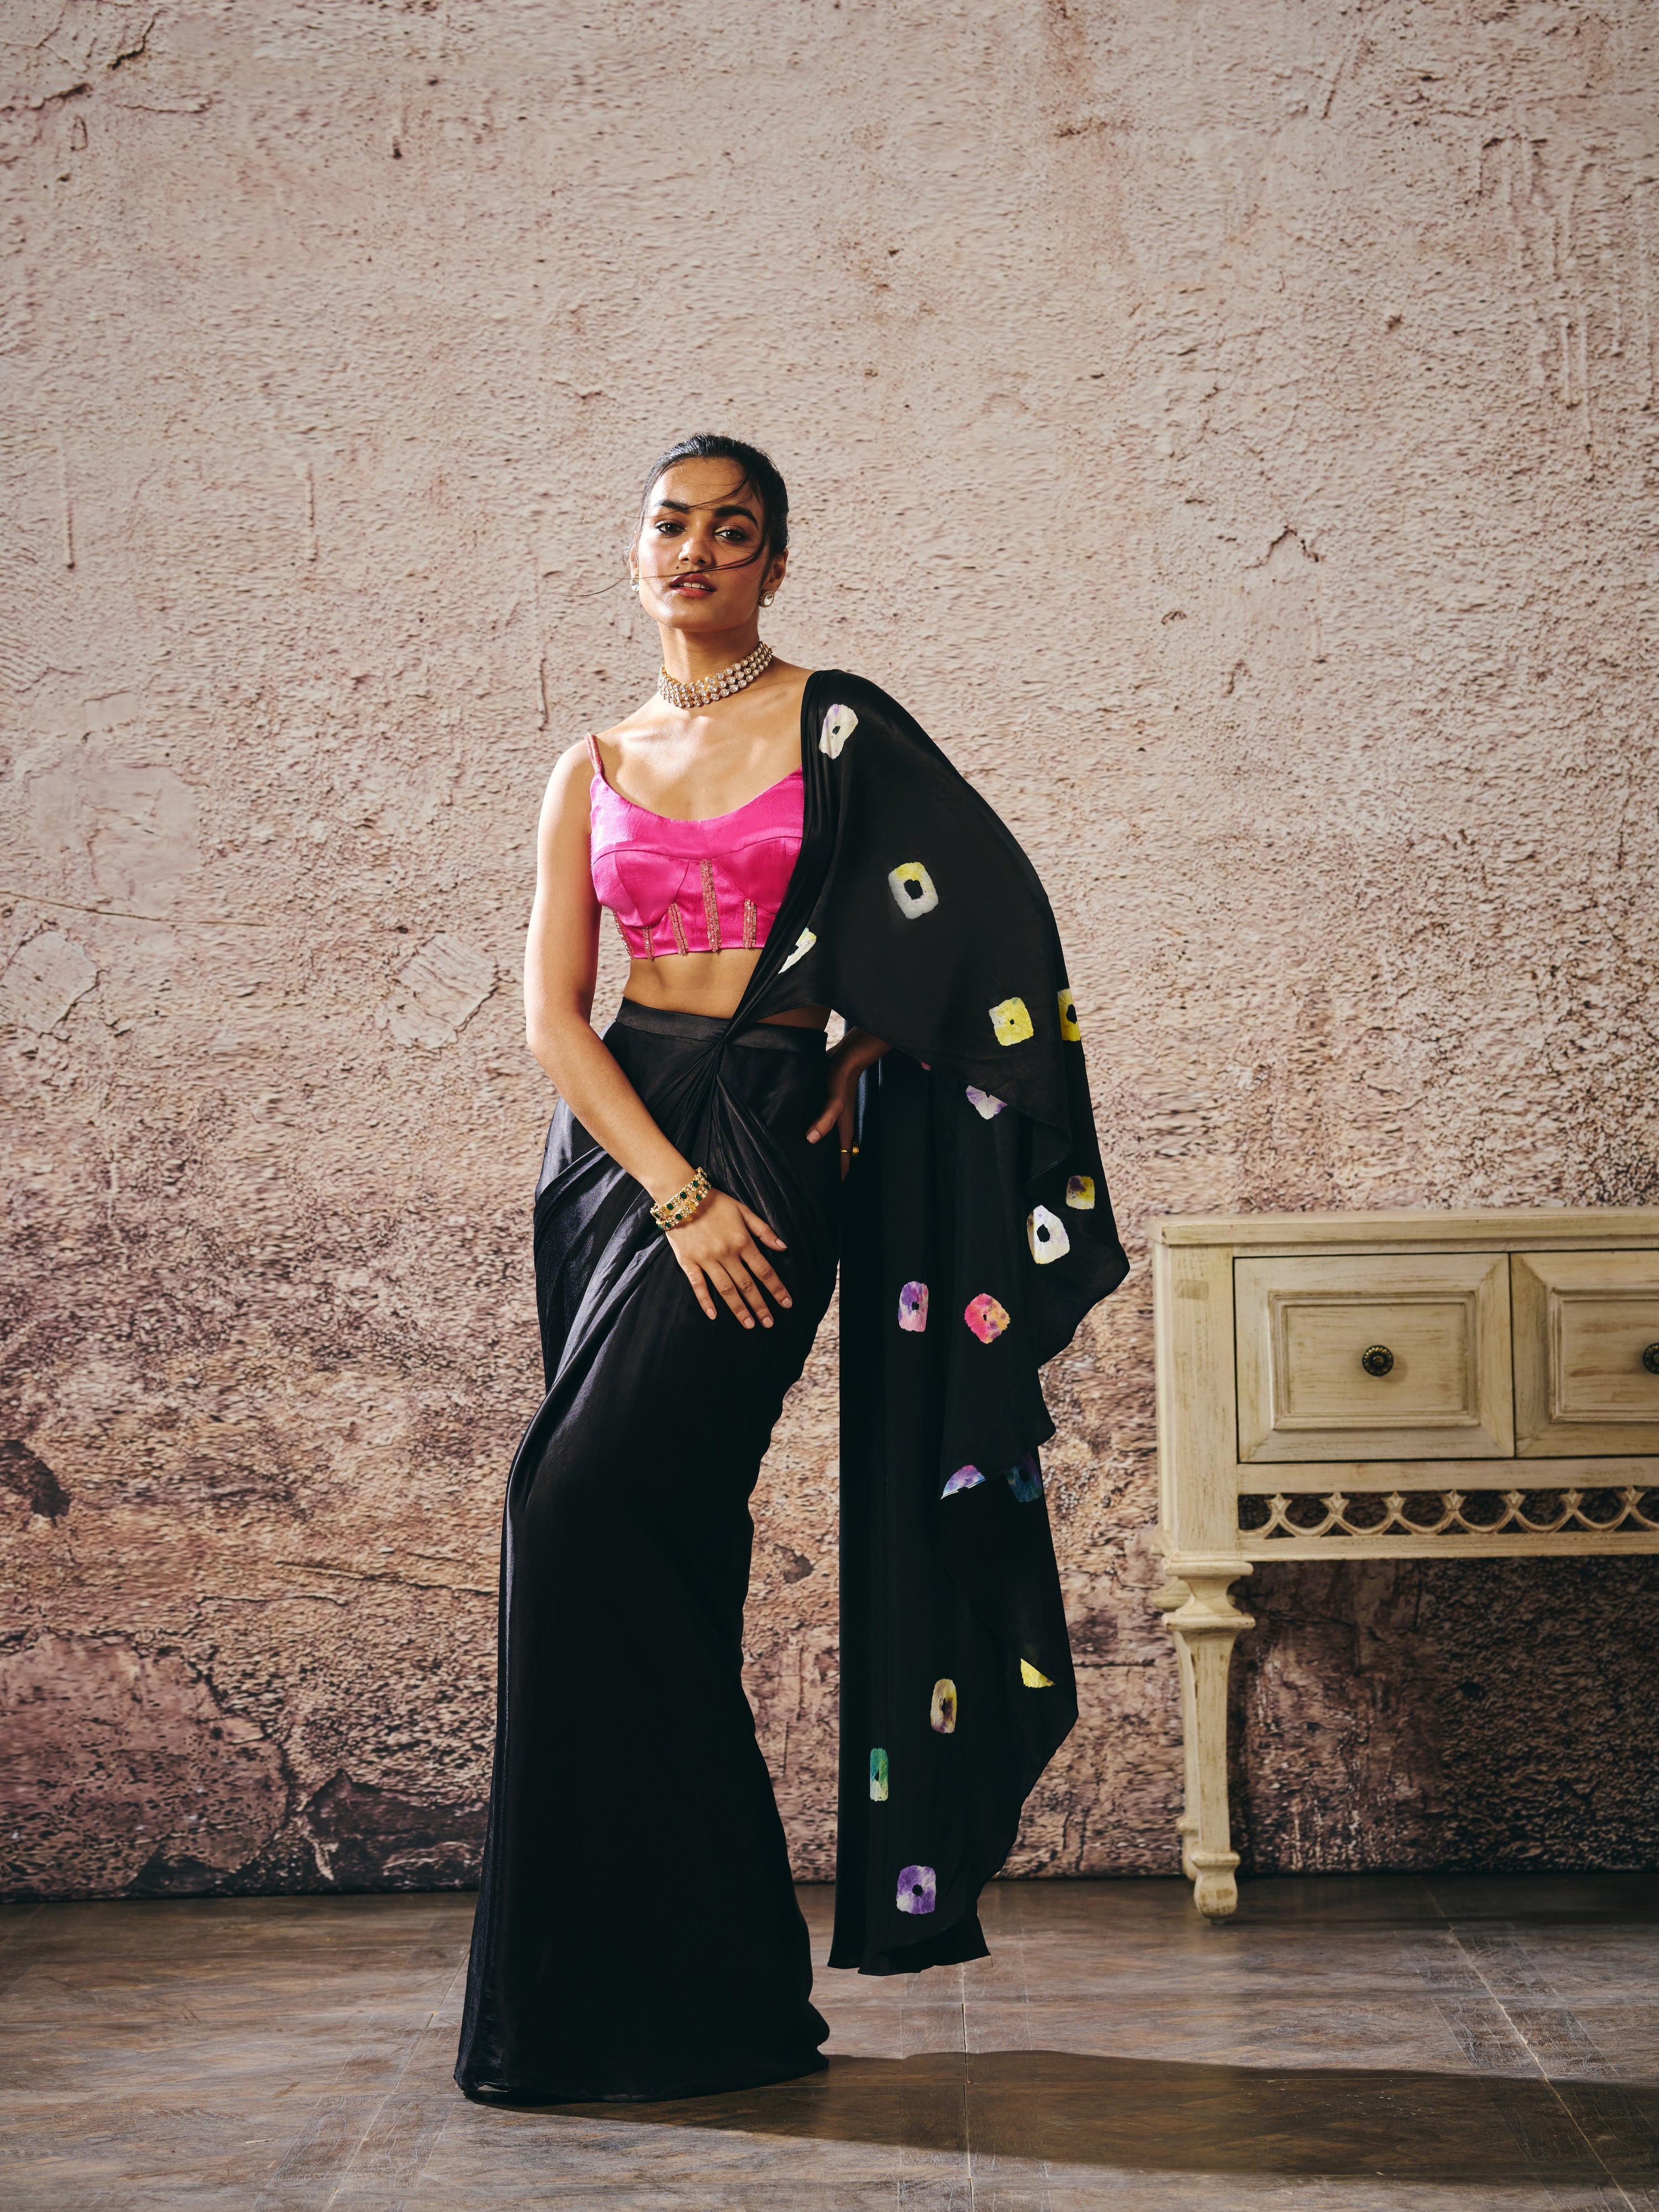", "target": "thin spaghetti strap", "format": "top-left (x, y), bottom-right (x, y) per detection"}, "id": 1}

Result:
top-left (583, 733), bottom-right (602, 777)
